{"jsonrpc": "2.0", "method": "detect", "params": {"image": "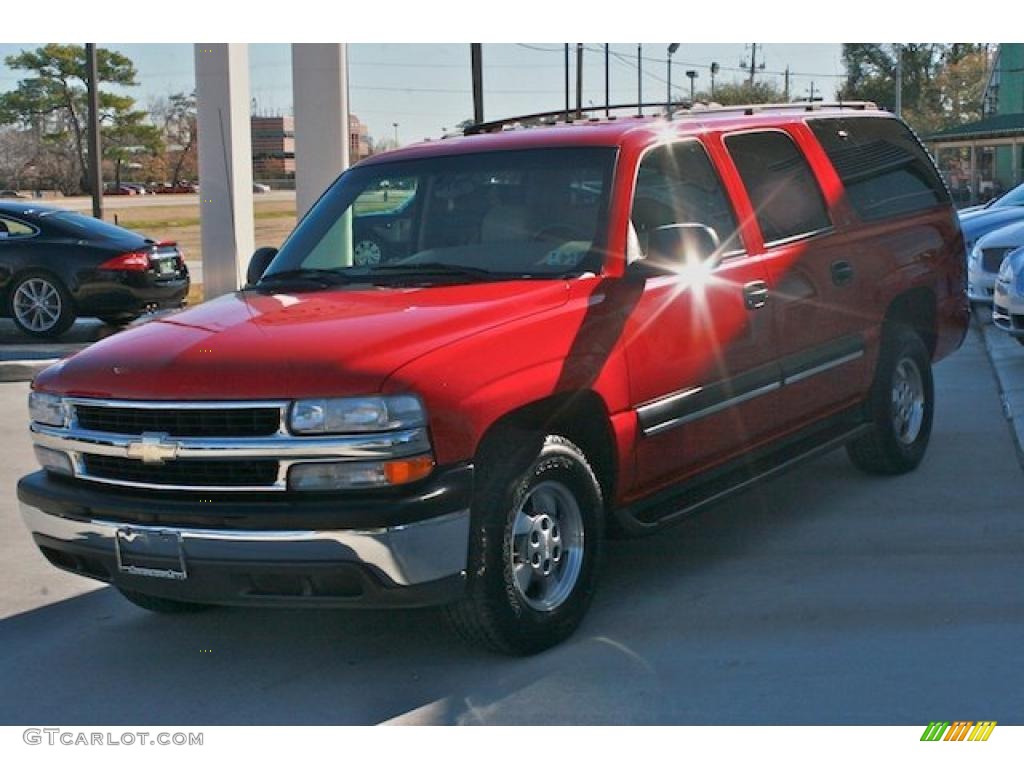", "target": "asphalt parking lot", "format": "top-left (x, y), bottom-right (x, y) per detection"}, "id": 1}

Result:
top-left (0, 325), bottom-right (1022, 725)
